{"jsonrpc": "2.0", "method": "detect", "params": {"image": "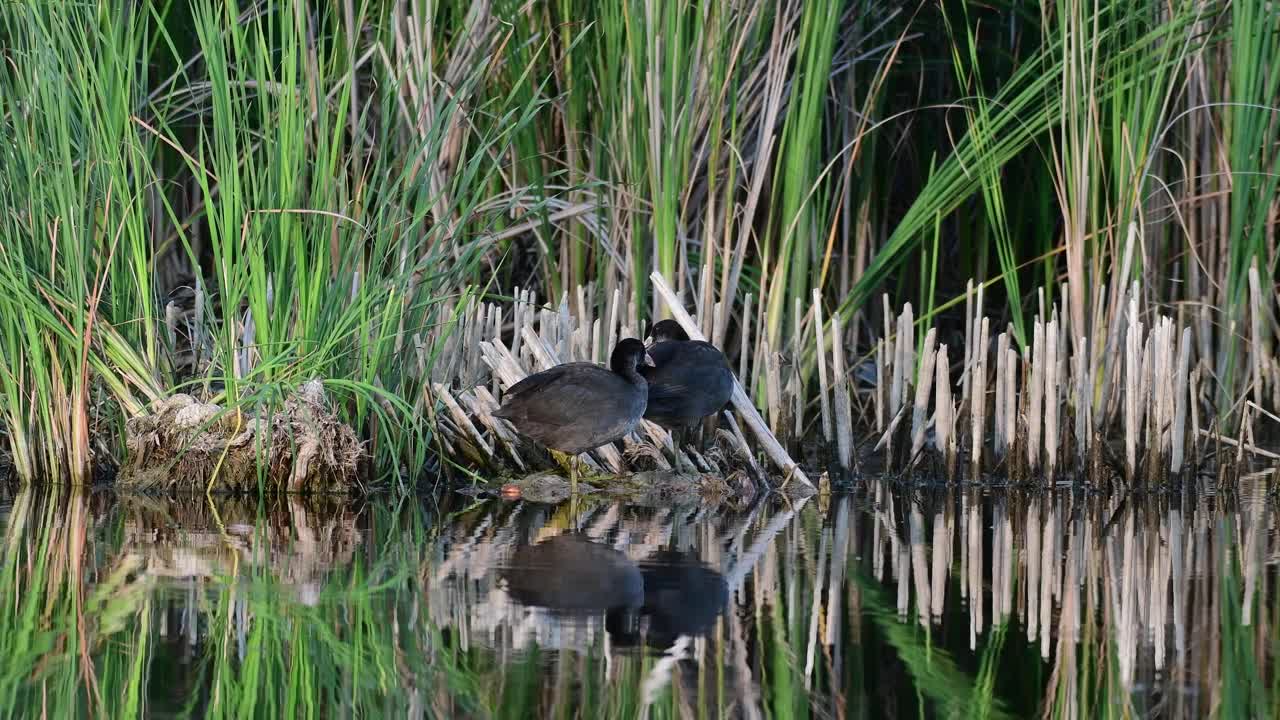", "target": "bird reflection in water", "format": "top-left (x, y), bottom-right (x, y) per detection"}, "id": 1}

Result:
top-left (500, 535), bottom-right (729, 652)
